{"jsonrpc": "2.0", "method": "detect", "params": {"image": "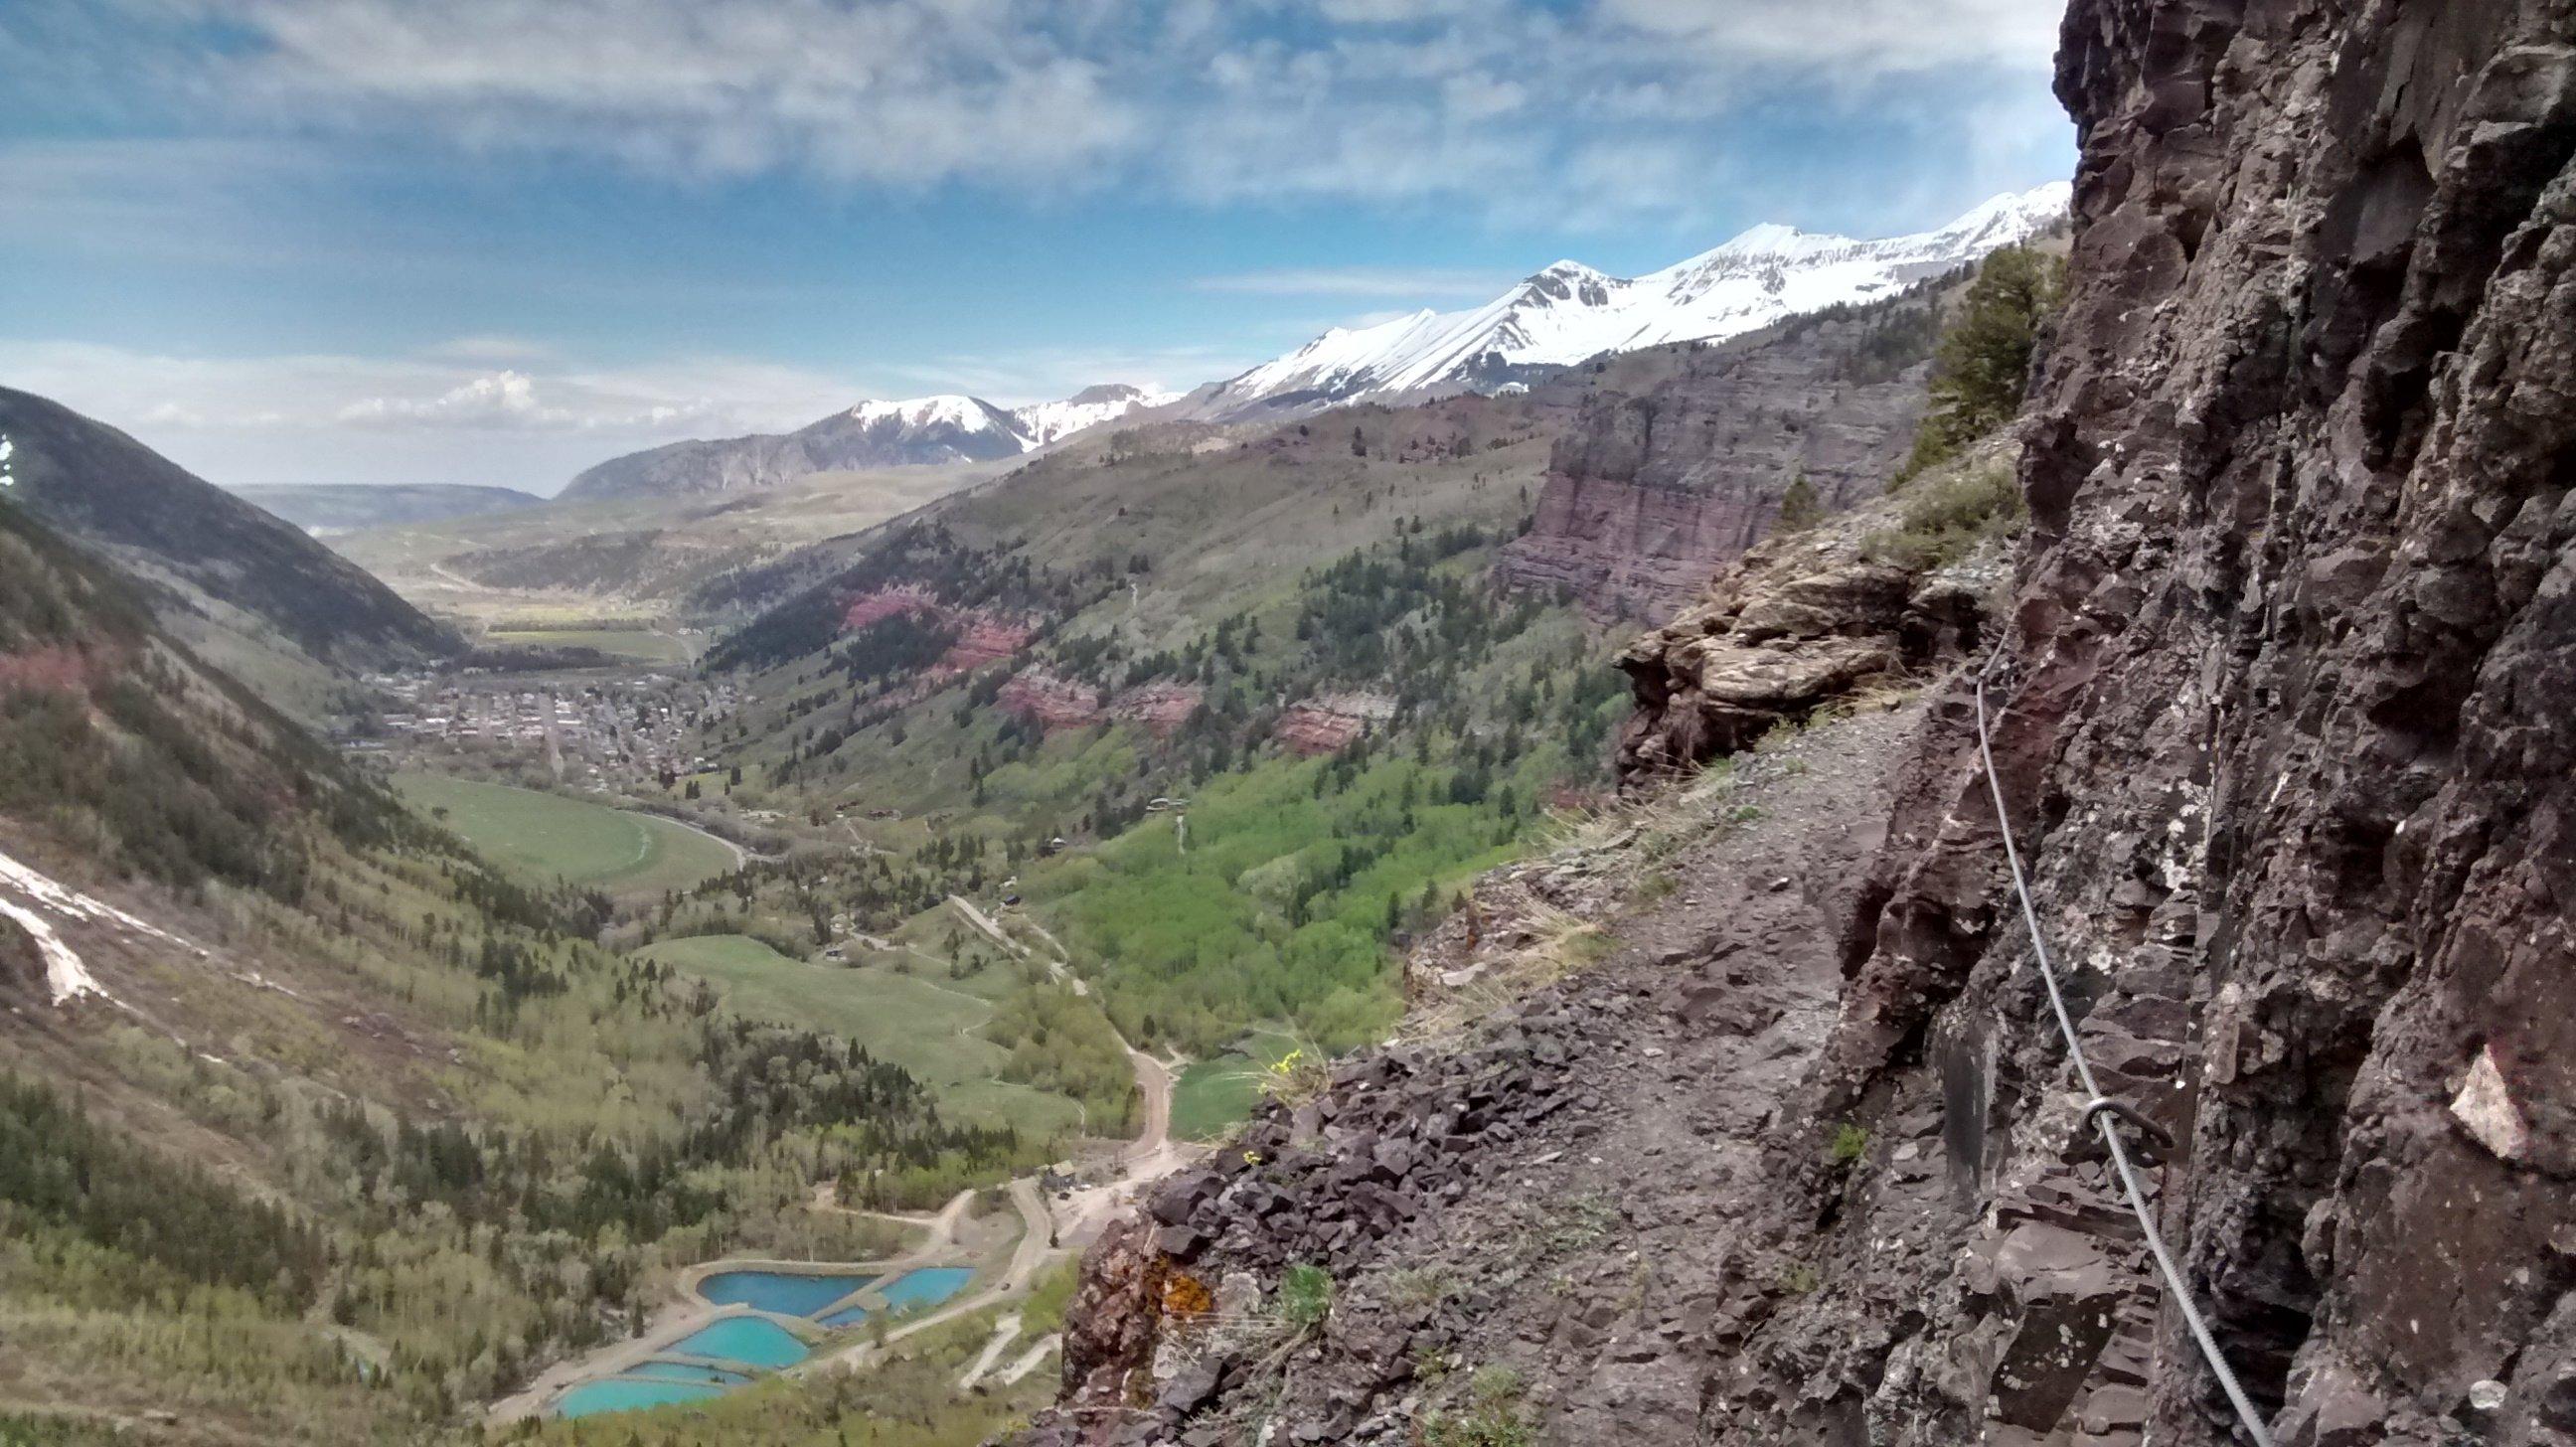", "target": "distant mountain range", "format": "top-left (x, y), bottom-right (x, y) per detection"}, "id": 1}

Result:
top-left (231, 483), bottom-right (545, 535)
top-left (558, 383), bottom-right (1179, 502)
top-left (1182, 183), bottom-right (2071, 419)
top-left (556, 186), bottom-right (2065, 503)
